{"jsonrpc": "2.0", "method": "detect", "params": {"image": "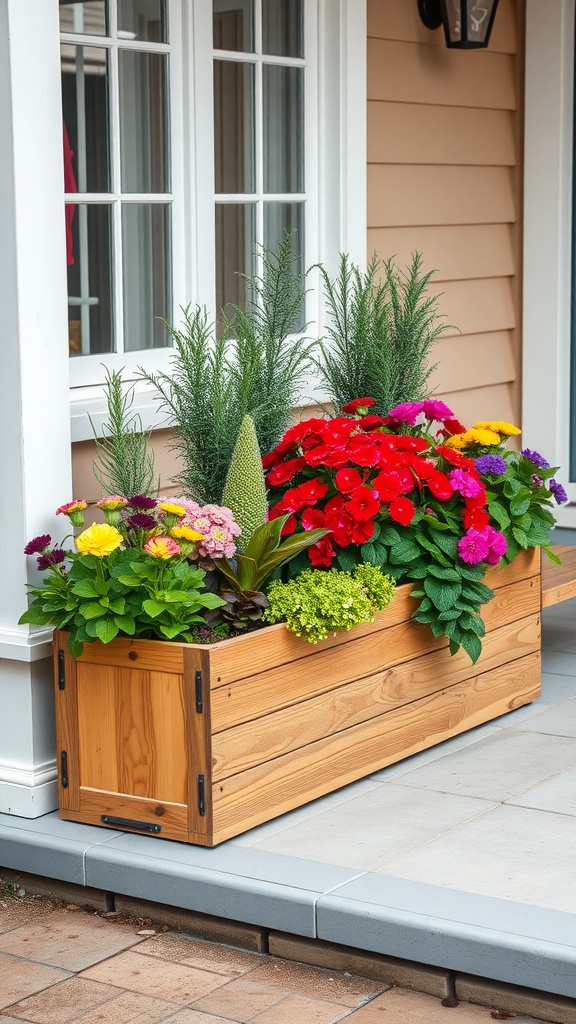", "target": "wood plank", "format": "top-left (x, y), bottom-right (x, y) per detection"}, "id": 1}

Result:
top-left (53, 634), bottom-right (80, 811)
top-left (368, 38), bottom-right (516, 109)
top-left (210, 567), bottom-right (539, 734)
top-left (77, 664), bottom-right (188, 804)
top-left (78, 788), bottom-right (189, 839)
top-left (74, 634), bottom-right (184, 674)
top-left (368, 102), bottom-right (516, 166)
top-left (542, 546), bottom-right (576, 607)
top-left (485, 548), bottom-right (539, 589)
top-left (368, 225), bottom-right (515, 282)
top-left (367, 0), bottom-right (518, 55)
top-left (368, 166), bottom-right (515, 229)
top-left (210, 652), bottom-right (541, 842)
top-left (429, 333), bottom-right (516, 394)
top-left (211, 613), bottom-right (540, 781)
top-left (184, 647), bottom-right (212, 840)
